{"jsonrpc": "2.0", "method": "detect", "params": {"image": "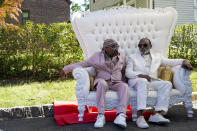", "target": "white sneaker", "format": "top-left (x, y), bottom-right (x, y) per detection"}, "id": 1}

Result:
top-left (114, 113), bottom-right (127, 128)
top-left (148, 113), bottom-right (170, 124)
top-left (136, 116), bottom-right (149, 129)
top-left (94, 114), bottom-right (105, 128)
